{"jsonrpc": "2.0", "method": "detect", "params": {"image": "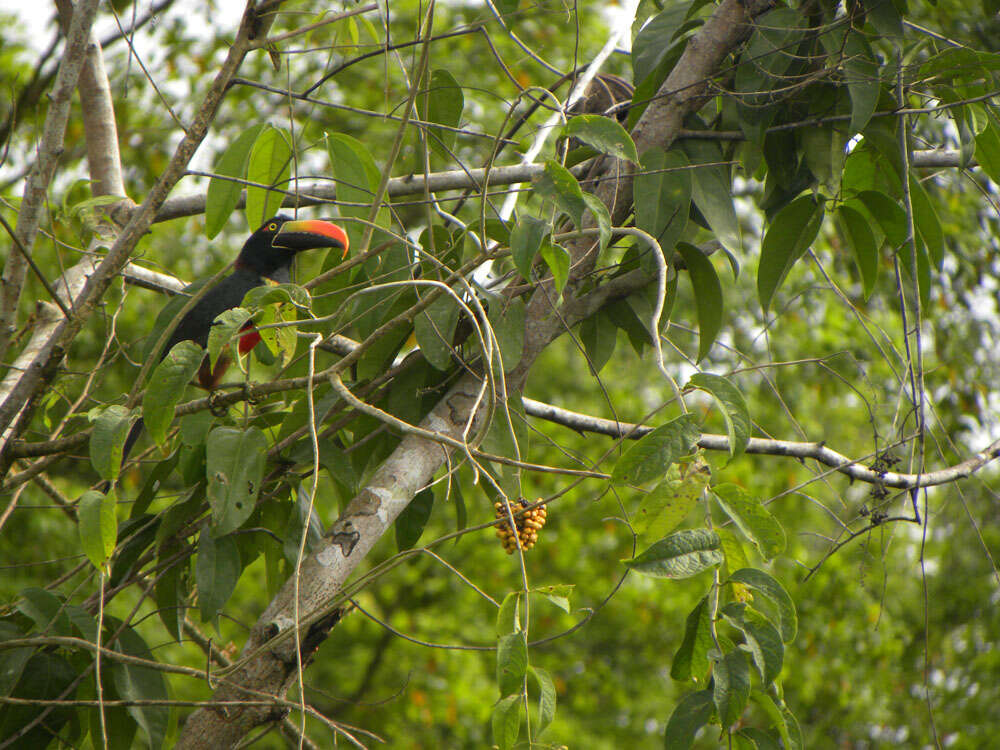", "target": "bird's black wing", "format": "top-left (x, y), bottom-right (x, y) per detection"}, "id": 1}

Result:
top-left (162, 268), bottom-right (263, 352)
